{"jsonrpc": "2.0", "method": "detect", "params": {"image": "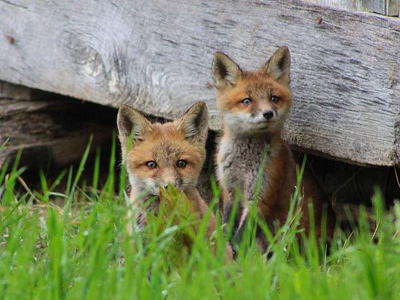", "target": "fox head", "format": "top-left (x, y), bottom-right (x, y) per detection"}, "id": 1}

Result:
top-left (212, 46), bottom-right (292, 136)
top-left (117, 102), bottom-right (209, 197)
